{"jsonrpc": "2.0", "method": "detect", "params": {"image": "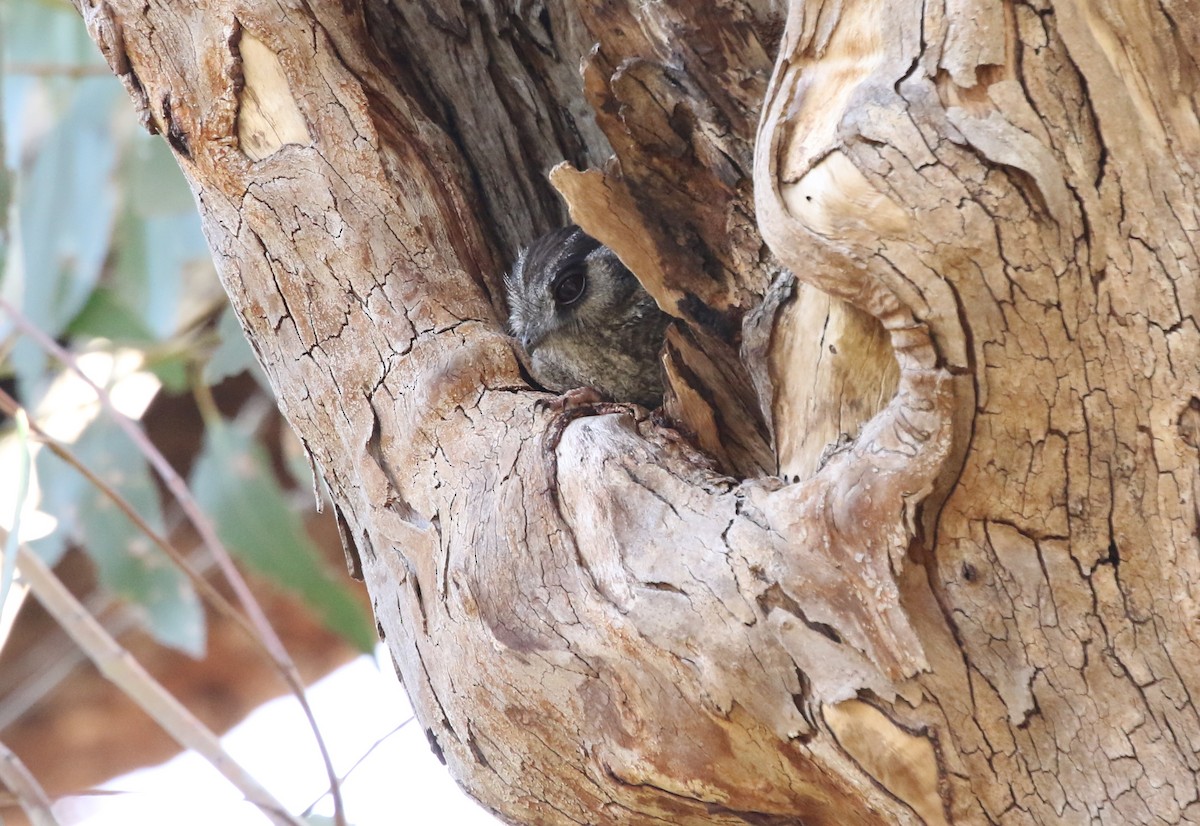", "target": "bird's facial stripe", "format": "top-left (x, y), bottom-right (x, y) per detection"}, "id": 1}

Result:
top-left (504, 252), bottom-right (540, 335)
top-left (508, 297), bottom-right (540, 337)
